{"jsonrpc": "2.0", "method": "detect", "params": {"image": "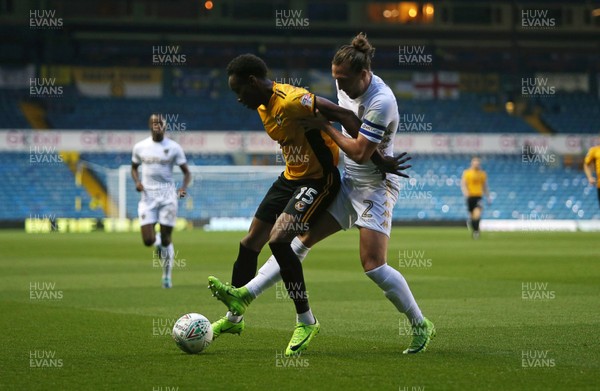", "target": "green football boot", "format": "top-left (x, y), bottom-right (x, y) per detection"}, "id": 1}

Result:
top-left (285, 320), bottom-right (320, 356)
top-left (207, 276), bottom-right (253, 316)
top-left (211, 316), bottom-right (245, 340)
top-left (403, 317), bottom-right (436, 354)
